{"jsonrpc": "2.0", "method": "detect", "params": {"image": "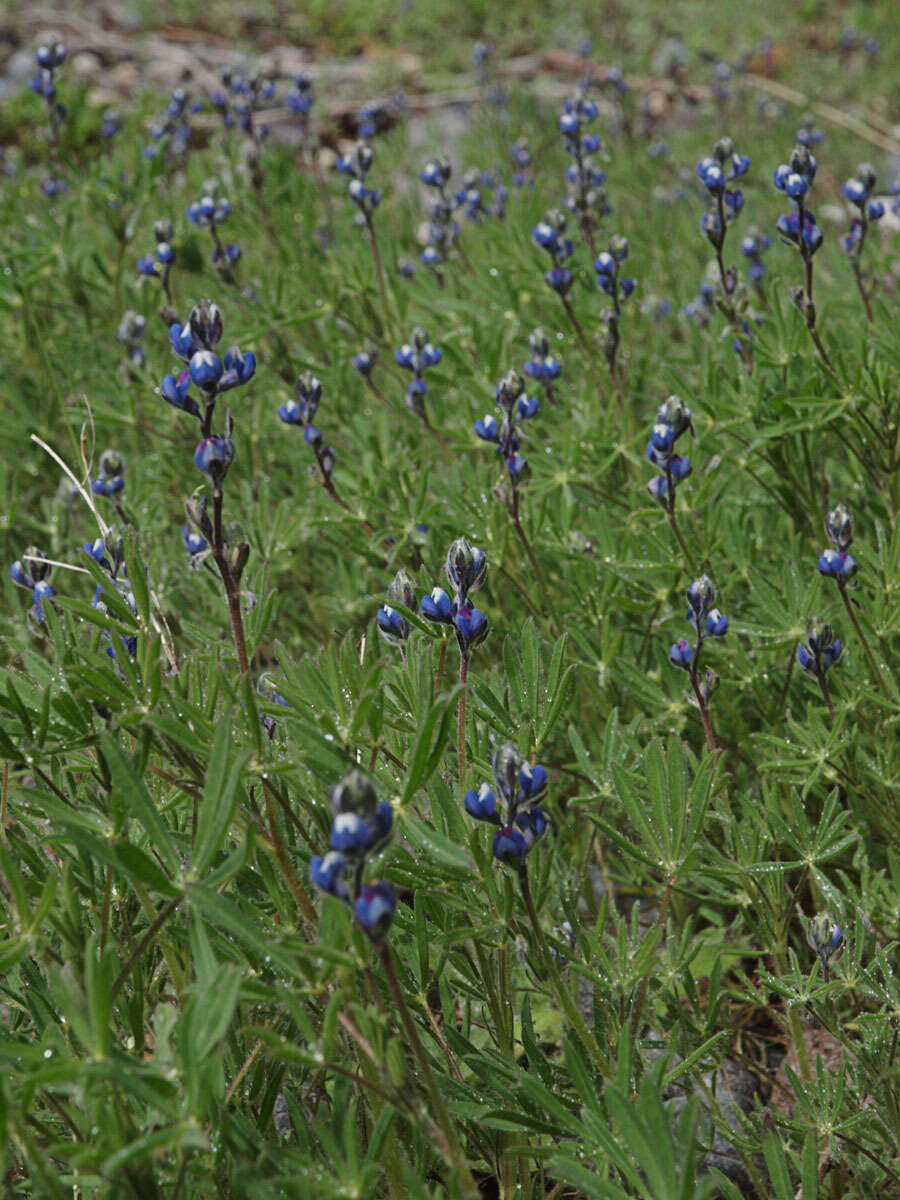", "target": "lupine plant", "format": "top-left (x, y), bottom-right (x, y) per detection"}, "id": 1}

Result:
top-left (2, 20), bottom-right (900, 1200)
top-left (841, 163), bottom-right (885, 320)
top-left (668, 574), bottom-right (728, 751)
top-left (187, 182), bottom-right (240, 283)
top-left (28, 42), bottom-right (67, 150)
top-left (594, 234), bottom-right (635, 395)
top-left (395, 327), bottom-right (442, 425)
top-left (523, 326), bottom-right (561, 404)
top-left (137, 218), bottom-right (177, 322)
top-left (696, 136), bottom-right (753, 367)
top-left (558, 93), bottom-right (607, 257)
top-left (773, 143), bottom-right (830, 367)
